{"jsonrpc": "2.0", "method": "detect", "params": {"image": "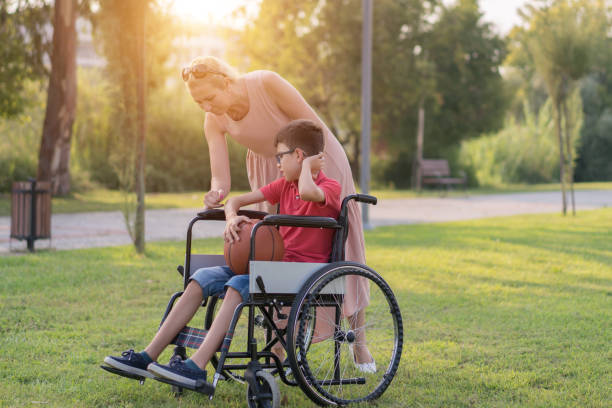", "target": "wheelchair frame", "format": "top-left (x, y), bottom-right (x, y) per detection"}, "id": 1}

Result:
top-left (102, 194), bottom-right (403, 407)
